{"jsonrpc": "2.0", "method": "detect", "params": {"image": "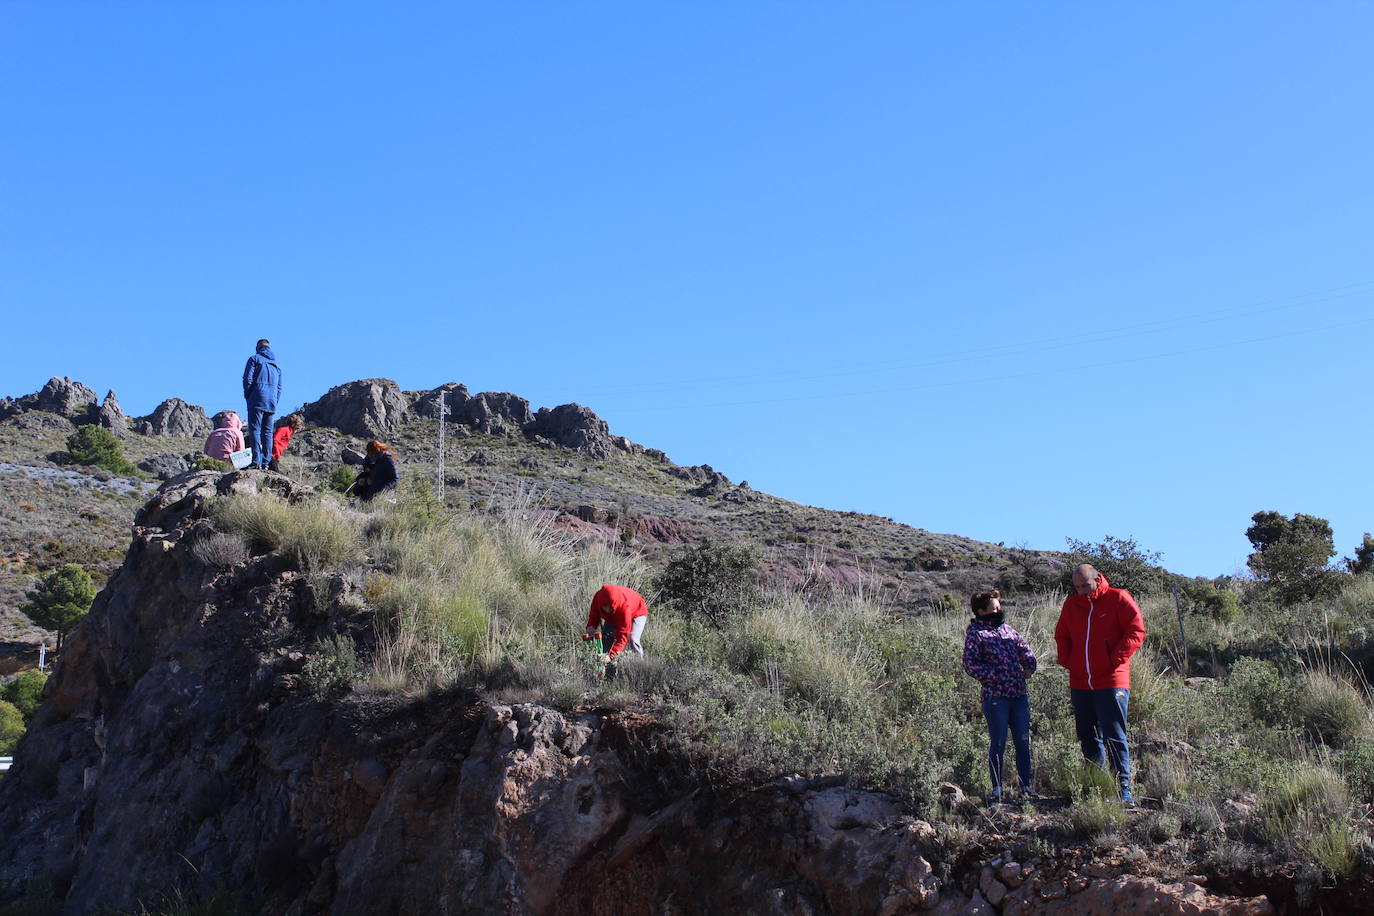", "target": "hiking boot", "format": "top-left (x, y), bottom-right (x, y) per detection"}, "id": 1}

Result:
top-left (1021, 787), bottom-right (1041, 801)
top-left (1120, 787), bottom-right (1138, 808)
top-left (987, 789), bottom-right (1004, 806)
